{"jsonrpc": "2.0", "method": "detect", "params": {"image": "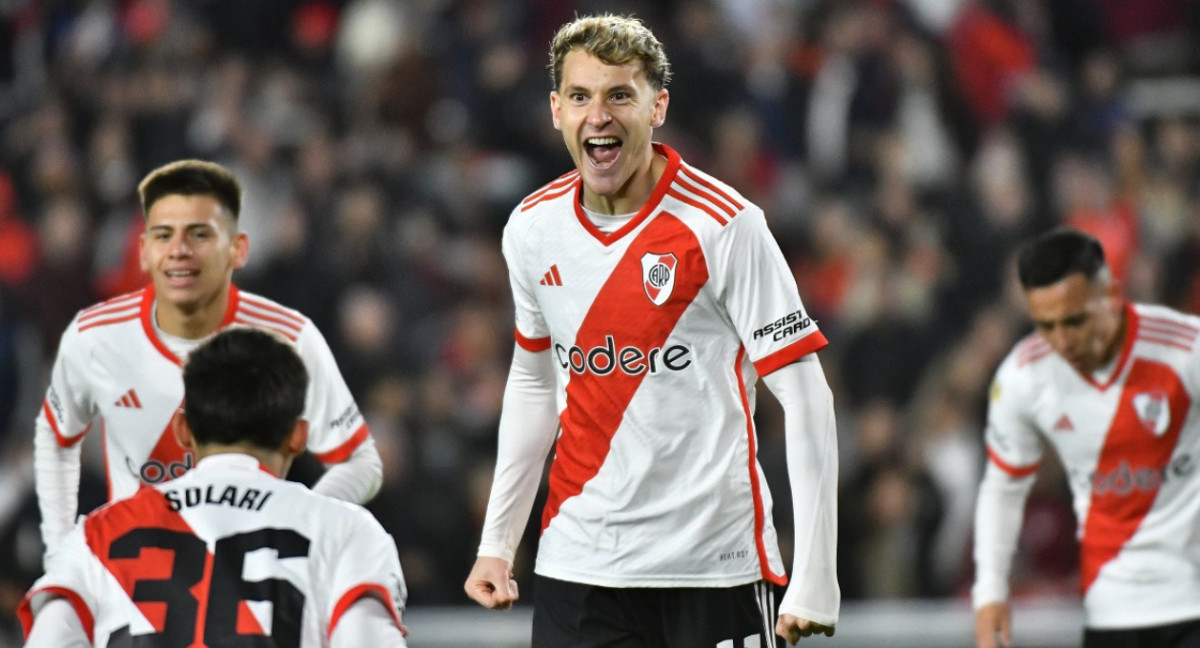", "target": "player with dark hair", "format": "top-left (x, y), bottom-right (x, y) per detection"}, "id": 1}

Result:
top-left (974, 228), bottom-right (1200, 647)
top-left (464, 13), bottom-right (839, 647)
top-left (20, 327), bottom-right (408, 647)
top-left (34, 159), bottom-right (382, 564)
